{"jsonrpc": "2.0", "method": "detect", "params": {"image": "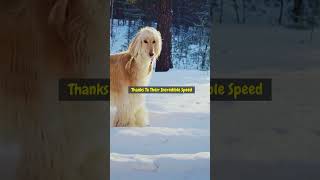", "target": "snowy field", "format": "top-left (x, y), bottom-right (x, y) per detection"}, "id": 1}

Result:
top-left (110, 70), bottom-right (210, 180)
